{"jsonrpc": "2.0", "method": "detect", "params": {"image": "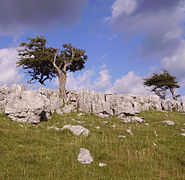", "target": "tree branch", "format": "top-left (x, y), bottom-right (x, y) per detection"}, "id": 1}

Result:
top-left (52, 49), bottom-right (61, 77)
top-left (62, 47), bottom-right (75, 73)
